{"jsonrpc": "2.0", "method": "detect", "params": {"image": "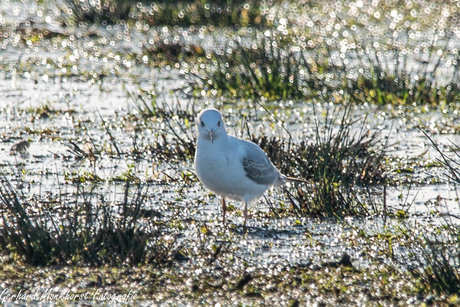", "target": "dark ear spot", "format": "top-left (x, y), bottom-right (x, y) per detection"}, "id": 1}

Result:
top-left (217, 120), bottom-right (221, 127)
top-left (200, 120), bottom-right (205, 127)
